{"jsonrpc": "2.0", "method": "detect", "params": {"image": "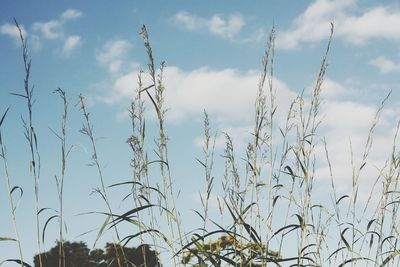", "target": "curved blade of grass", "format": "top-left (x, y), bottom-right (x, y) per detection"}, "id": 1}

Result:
top-left (380, 251), bottom-right (400, 267)
top-left (37, 207), bottom-right (57, 215)
top-left (0, 107), bottom-right (10, 127)
top-left (338, 257), bottom-right (373, 267)
top-left (0, 259), bottom-right (32, 267)
top-left (10, 186), bottom-right (23, 199)
top-left (192, 209), bottom-right (205, 223)
top-left (42, 215), bottom-right (59, 243)
top-left (367, 219), bottom-right (376, 231)
top-left (121, 229), bottom-right (167, 247)
top-left (93, 214), bottom-right (111, 248)
top-left (270, 224), bottom-right (301, 240)
top-left (384, 200), bottom-right (400, 208)
top-left (381, 235), bottom-right (395, 247)
top-left (328, 247), bottom-right (346, 261)
top-left (110, 204), bottom-right (155, 224)
top-left (301, 244), bottom-right (316, 254)
top-left (340, 227), bottom-right (351, 251)
top-left (242, 222), bottom-right (261, 243)
top-left (0, 237), bottom-right (16, 242)
top-left (108, 180), bottom-right (166, 199)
